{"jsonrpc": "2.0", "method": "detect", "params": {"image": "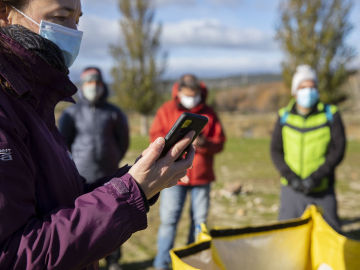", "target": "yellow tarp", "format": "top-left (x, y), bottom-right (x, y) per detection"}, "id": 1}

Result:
top-left (170, 206), bottom-right (360, 270)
